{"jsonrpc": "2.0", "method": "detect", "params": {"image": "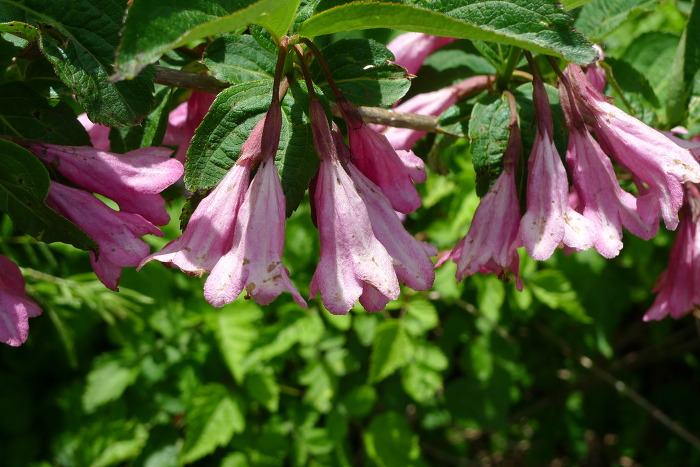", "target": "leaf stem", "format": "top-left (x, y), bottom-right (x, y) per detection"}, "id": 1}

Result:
top-left (495, 46), bottom-right (522, 92)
